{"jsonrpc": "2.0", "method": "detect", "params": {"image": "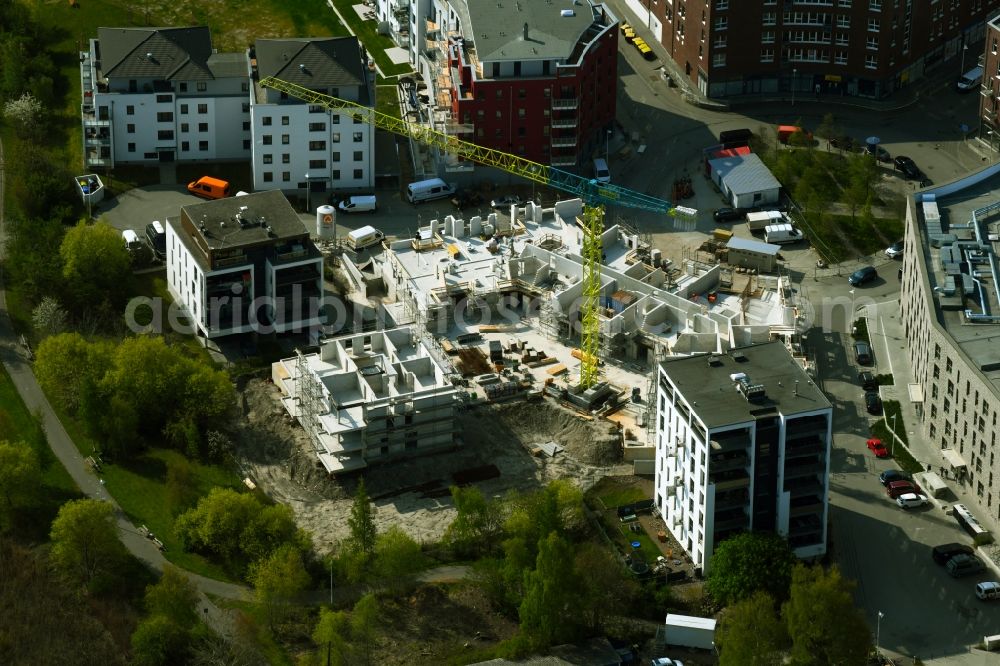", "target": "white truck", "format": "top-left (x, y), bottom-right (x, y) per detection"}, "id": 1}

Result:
top-left (663, 613), bottom-right (716, 650)
top-left (346, 225), bottom-right (385, 251)
top-left (746, 210), bottom-right (785, 232)
top-left (763, 223), bottom-right (804, 245)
